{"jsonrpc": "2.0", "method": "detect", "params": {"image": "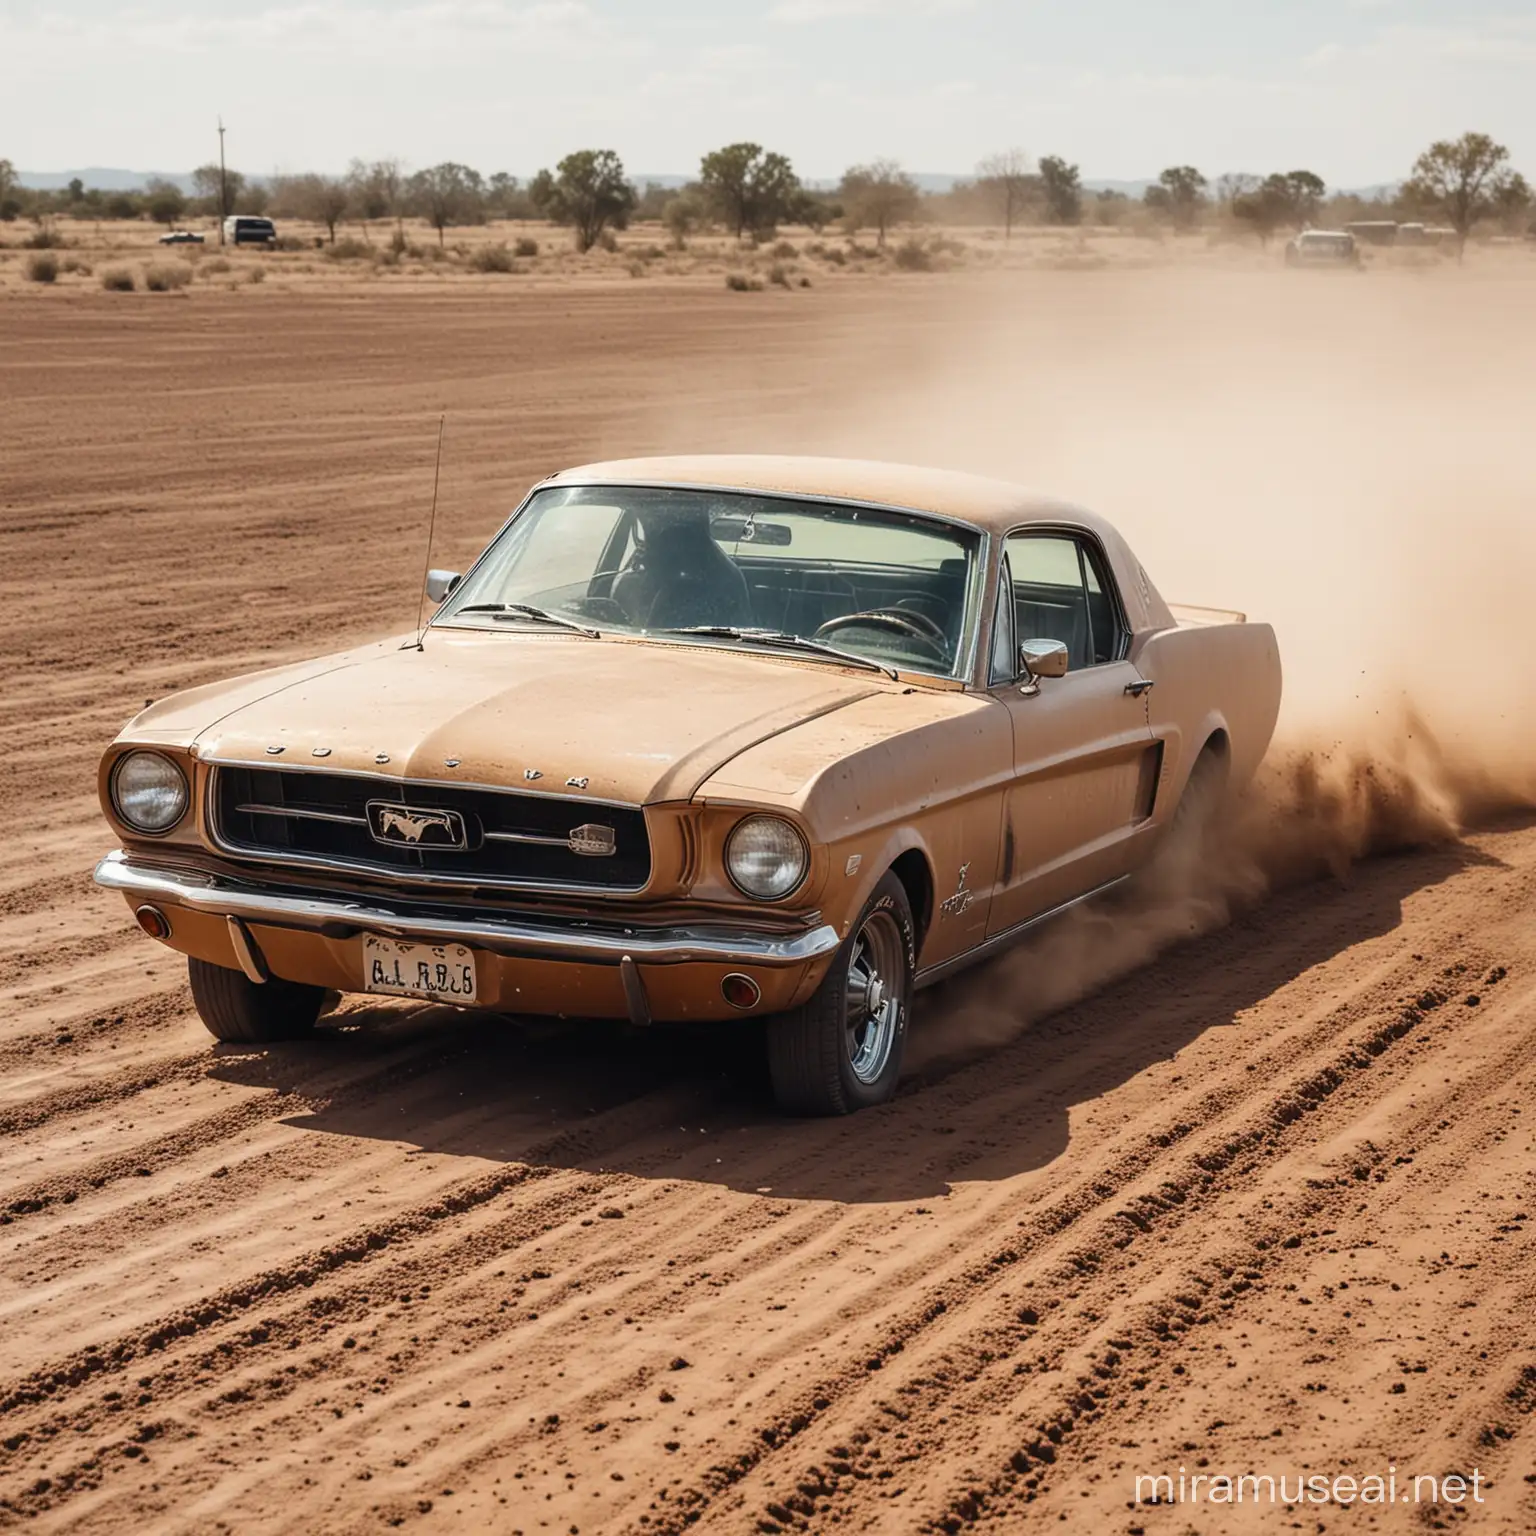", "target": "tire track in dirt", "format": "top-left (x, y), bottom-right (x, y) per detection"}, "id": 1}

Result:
top-left (624, 864), bottom-right (1533, 1532)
